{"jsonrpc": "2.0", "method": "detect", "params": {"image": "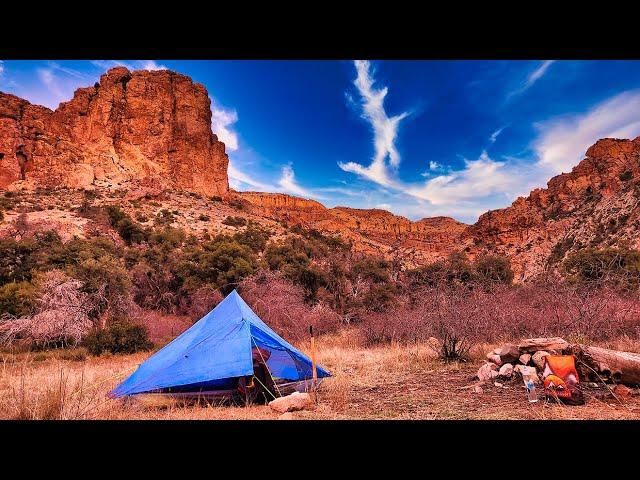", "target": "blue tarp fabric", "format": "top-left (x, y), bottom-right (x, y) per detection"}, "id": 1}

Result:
top-left (109, 290), bottom-right (330, 398)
